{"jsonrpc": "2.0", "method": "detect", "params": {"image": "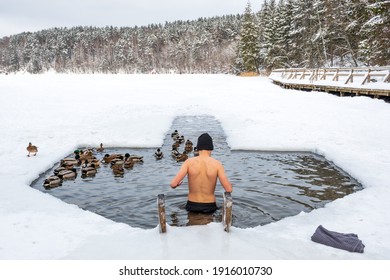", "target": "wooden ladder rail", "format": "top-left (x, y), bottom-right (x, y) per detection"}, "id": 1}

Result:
top-left (157, 194), bottom-right (167, 233)
top-left (158, 192), bottom-right (232, 233)
top-left (222, 192), bottom-right (233, 232)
